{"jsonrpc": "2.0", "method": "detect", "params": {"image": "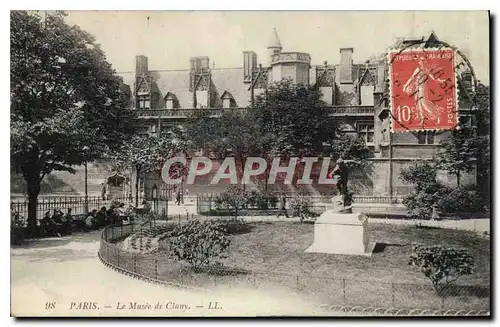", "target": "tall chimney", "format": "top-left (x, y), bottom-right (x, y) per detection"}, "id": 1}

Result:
top-left (199, 56), bottom-right (210, 70)
top-left (243, 51), bottom-right (258, 82)
top-left (135, 55), bottom-right (148, 76)
top-left (339, 48), bottom-right (353, 84)
top-left (375, 61), bottom-right (386, 94)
